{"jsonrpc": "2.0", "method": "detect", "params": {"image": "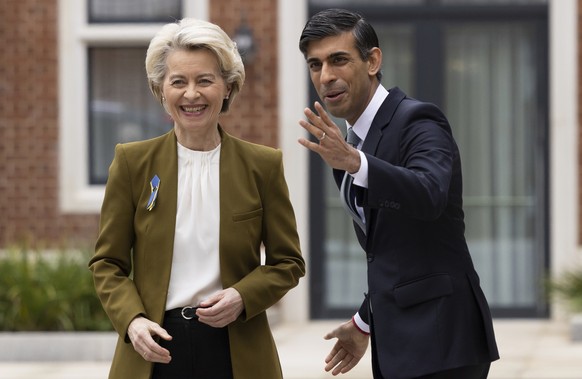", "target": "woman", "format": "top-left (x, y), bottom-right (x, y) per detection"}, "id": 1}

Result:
top-left (89, 18), bottom-right (305, 379)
